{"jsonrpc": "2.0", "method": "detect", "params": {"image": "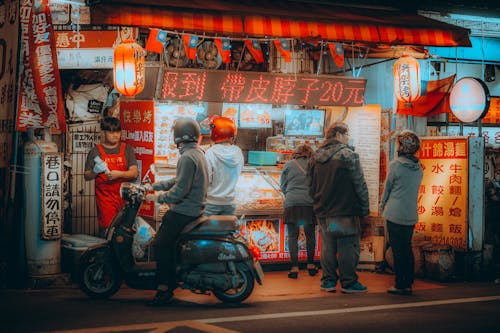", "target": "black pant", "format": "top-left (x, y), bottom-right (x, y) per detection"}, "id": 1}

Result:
top-left (387, 220), bottom-right (415, 289)
top-left (287, 223), bottom-right (316, 266)
top-left (154, 210), bottom-right (198, 291)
